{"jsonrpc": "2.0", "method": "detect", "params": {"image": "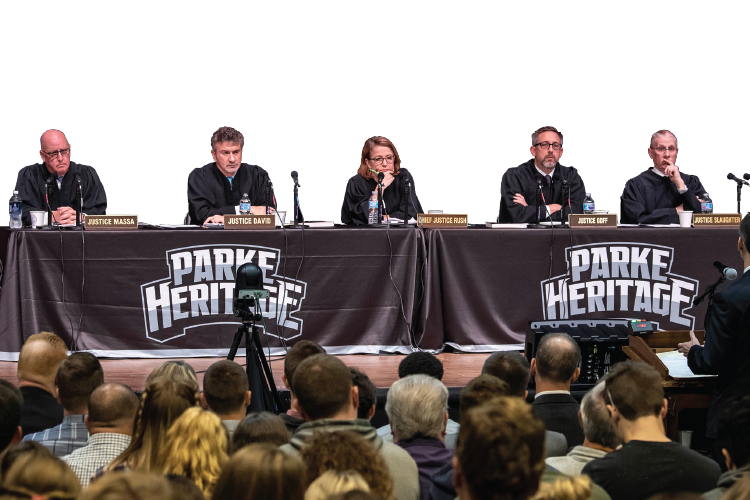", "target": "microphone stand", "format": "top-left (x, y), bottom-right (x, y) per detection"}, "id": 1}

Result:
top-left (561, 179), bottom-right (570, 226)
top-left (45, 179), bottom-right (53, 227)
top-left (536, 178), bottom-right (542, 225)
top-left (377, 176), bottom-right (384, 226)
top-left (693, 273), bottom-right (726, 327)
top-left (265, 178), bottom-right (272, 215)
top-left (74, 175), bottom-right (83, 229)
top-left (293, 177), bottom-right (301, 227)
top-left (738, 183), bottom-right (742, 214)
